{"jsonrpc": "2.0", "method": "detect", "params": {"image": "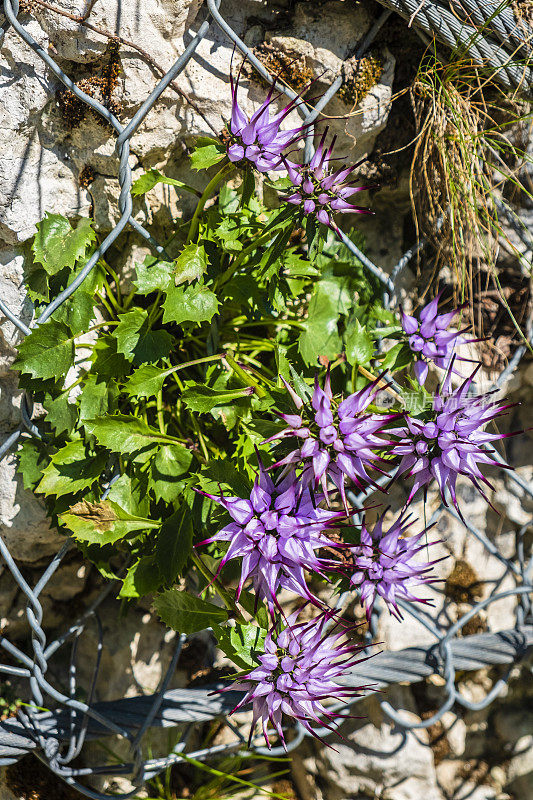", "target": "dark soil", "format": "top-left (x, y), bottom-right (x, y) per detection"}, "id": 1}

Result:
top-left (6, 755), bottom-right (81, 800)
